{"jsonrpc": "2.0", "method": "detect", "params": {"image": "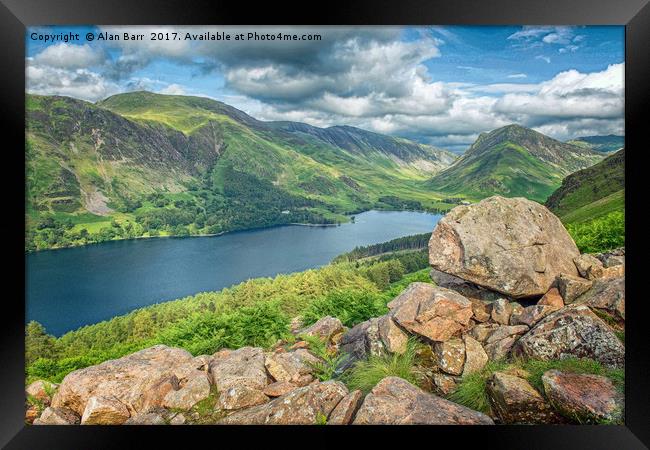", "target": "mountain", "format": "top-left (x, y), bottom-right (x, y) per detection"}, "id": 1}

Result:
top-left (566, 135), bottom-right (624, 153)
top-left (267, 121), bottom-right (456, 170)
top-left (26, 91), bottom-right (456, 250)
top-left (545, 148), bottom-right (624, 224)
top-left (427, 124), bottom-right (604, 202)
